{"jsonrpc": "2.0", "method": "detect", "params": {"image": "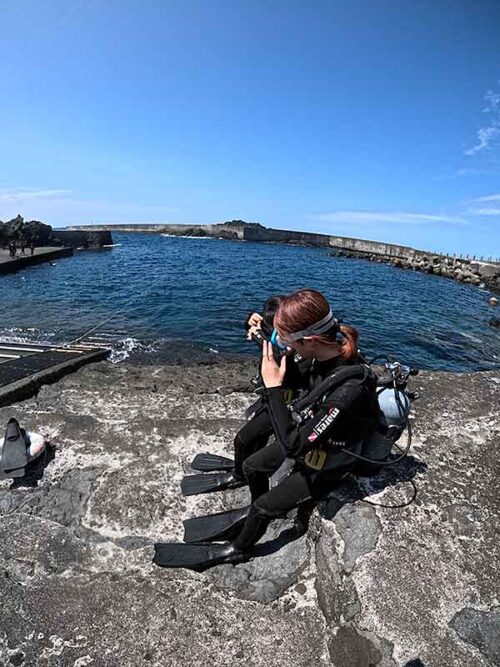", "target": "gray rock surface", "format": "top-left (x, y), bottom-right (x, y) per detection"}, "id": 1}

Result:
top-left (0, 359), bottom-right (499, 666)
